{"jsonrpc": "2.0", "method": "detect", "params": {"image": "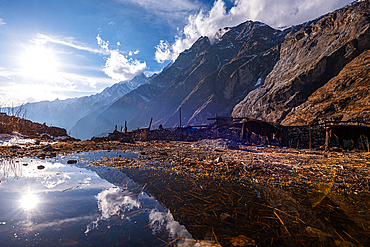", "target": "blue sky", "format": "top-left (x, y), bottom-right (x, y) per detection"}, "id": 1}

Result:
top-left (0, 0), bottom-right (353, 106)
